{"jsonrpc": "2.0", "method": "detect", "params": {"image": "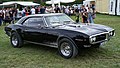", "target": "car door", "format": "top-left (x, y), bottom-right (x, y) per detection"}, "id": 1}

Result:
top-left (22, 17), bottom-right (47, 43)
